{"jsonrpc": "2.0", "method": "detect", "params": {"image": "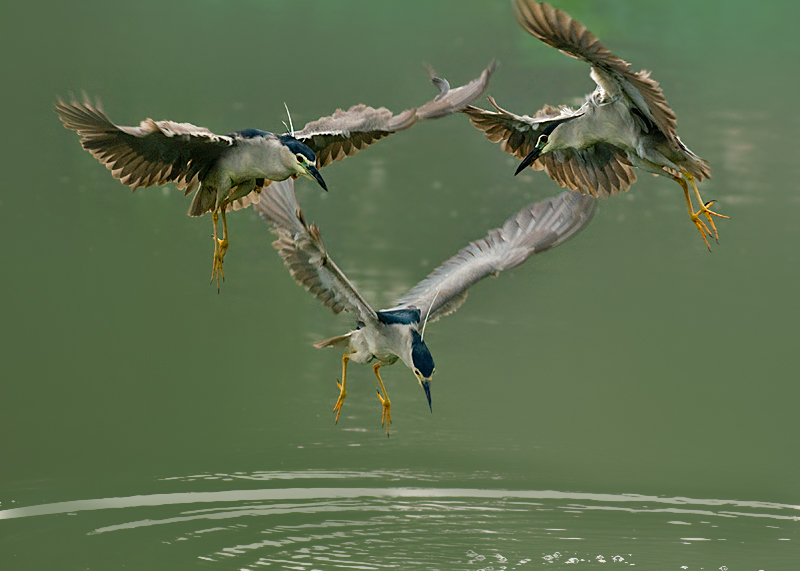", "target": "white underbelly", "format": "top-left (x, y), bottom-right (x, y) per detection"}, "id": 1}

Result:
top-left (578, 102), bottom-right (639, 151)
top-left (216, 139), bottom-right (293, 182)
